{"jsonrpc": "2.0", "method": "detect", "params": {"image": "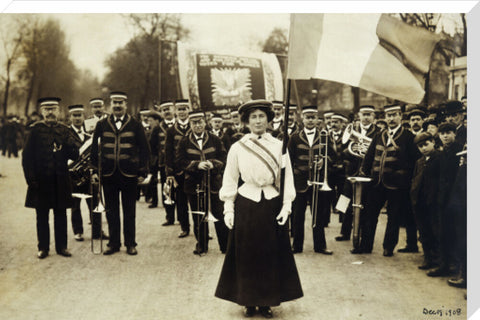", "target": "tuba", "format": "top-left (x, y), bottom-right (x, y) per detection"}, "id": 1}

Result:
top-left (347, 176), bottom-right (371, 250)
top-left (68, 137), bottom-right (93, 187)
top-left (341, 123), bottom-right (372, 158)
top-left (308, 129), bottom-right (332, 228)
